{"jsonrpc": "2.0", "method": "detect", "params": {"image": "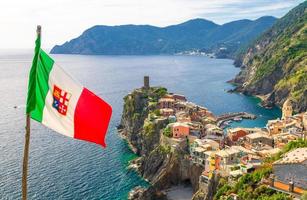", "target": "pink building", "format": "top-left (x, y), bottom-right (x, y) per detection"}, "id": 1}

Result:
top-left (172, 122), bottom-right (190, 138)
